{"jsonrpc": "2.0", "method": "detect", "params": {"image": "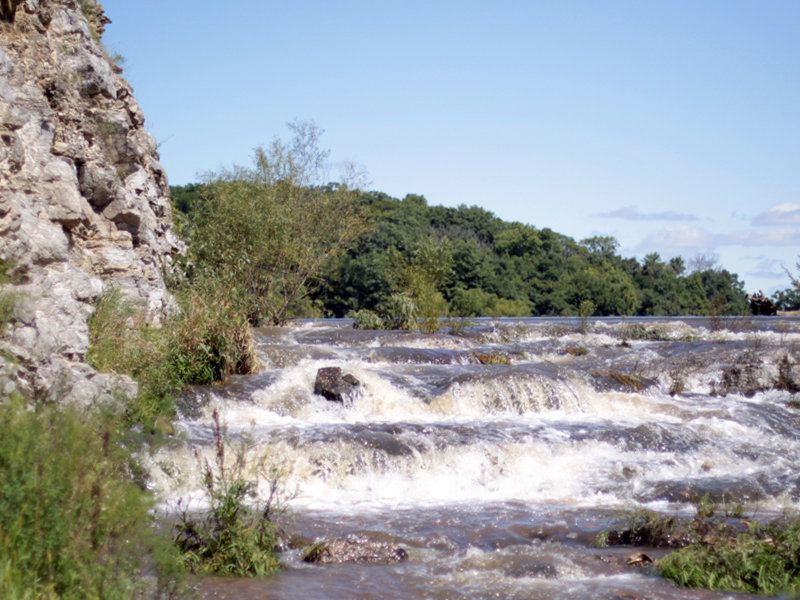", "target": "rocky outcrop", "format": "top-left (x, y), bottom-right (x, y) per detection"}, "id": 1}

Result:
top-left (313, 366), bottom-right (360, 402)
top-left (302, 536), bottom-right (408, 565)
top-left (0, 0), bottom-right (181, 403)
top-left (712, 352), bottom-right (800, 397)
